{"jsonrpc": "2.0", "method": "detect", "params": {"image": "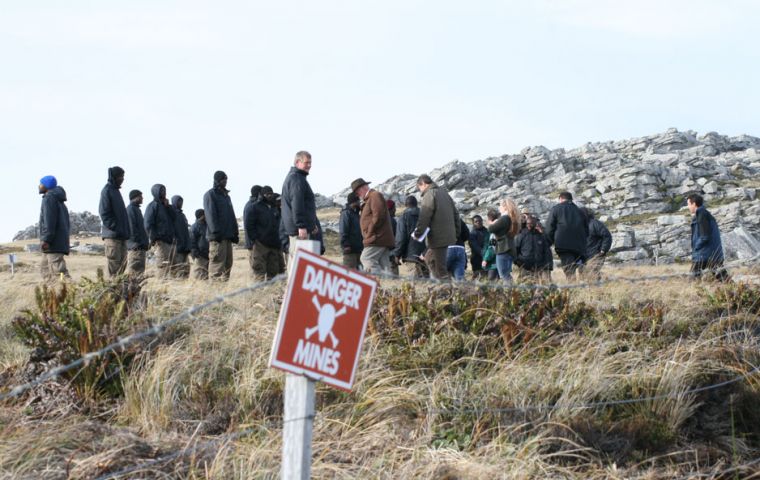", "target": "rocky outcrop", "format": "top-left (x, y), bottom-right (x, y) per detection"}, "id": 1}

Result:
top-left (13, 211), bottom-right (102, 241)
top-left (328, 129), bottom-right (760, 264)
